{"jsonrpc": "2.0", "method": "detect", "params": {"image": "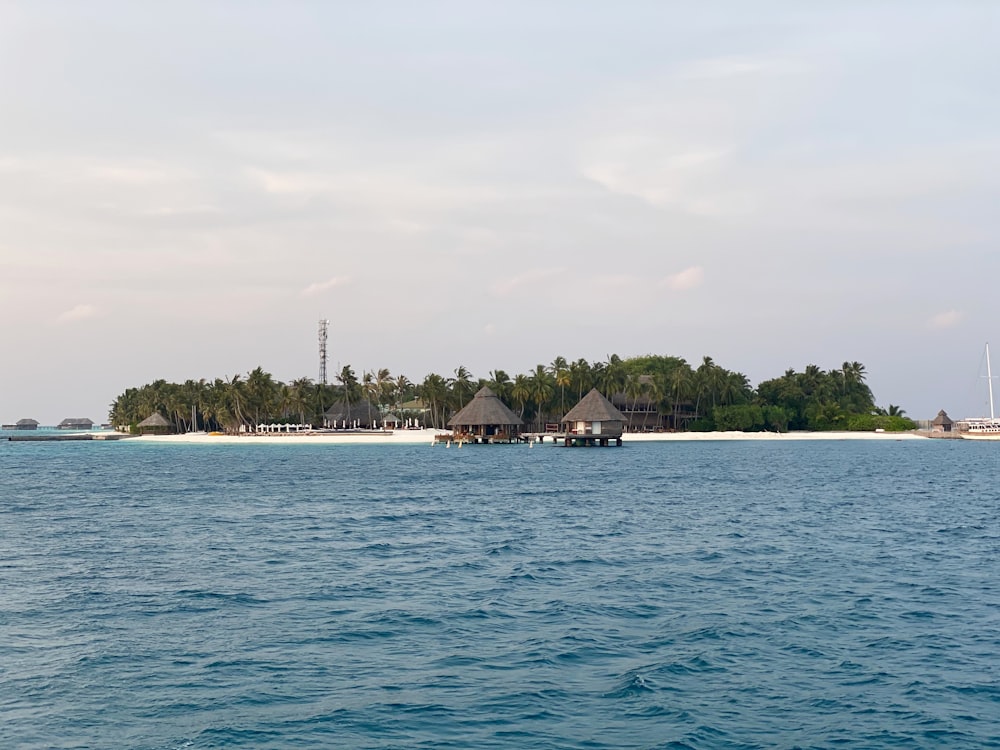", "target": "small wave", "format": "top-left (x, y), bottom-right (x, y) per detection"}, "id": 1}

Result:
top-left (604, 669), bottom-right (656, 699)
top-left (174, 589), bottom-right (268, 606)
